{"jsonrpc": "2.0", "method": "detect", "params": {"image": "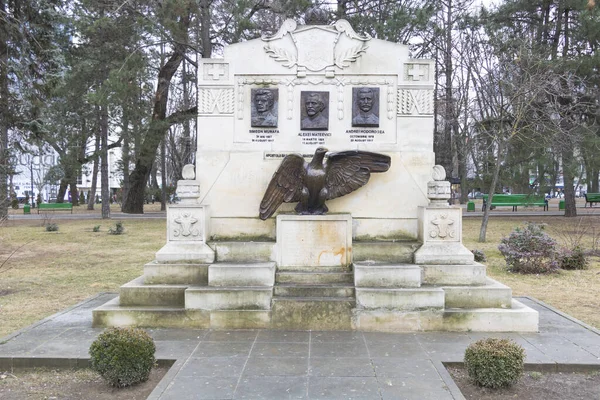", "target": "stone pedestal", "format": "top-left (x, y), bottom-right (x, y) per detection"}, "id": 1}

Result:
top-left (414, 173), bottom-right (474, 265)
top-left (155, 177), bottom-right (215, 263)
top-left (276, 214), bottom-right (352, 268)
